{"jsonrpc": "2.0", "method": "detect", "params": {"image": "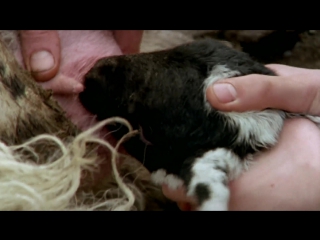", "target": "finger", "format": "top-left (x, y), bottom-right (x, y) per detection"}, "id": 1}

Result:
top-left (206, 69), bottom-right (320, 116)
top-left (19, 30), bottom-right (61, 82)
top-left (113, 30), bottom-right (143, 54)
top-left (40, 74), bottom-right (84, 95)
